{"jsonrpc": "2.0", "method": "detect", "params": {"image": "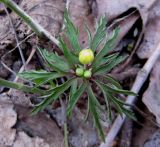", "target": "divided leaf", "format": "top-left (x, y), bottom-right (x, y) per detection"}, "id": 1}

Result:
top-left (38, 47), bottom-right (70, 73)
top-left (64, 10), bottom-right (81, 54)
top-left (19, 70), bottom-right (63, 86)
top-left (59, 37), bottom-right (78, 67)
top-left (87, 86), bottom-right (105, 142)
top-left (92, 27), bottom-right (120, 67)
top-left (31, 78), bottom-right (75, 115)
top-left (91, 16), bottom-right (107, 52)
top-left (67, 81), bottom-right (87, 116)
top-left (94, 54), bottom-right (128, 75)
